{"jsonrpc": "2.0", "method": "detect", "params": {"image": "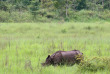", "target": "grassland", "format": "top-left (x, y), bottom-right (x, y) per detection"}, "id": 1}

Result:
top-left (0, 22), bottom-right (110, 74)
